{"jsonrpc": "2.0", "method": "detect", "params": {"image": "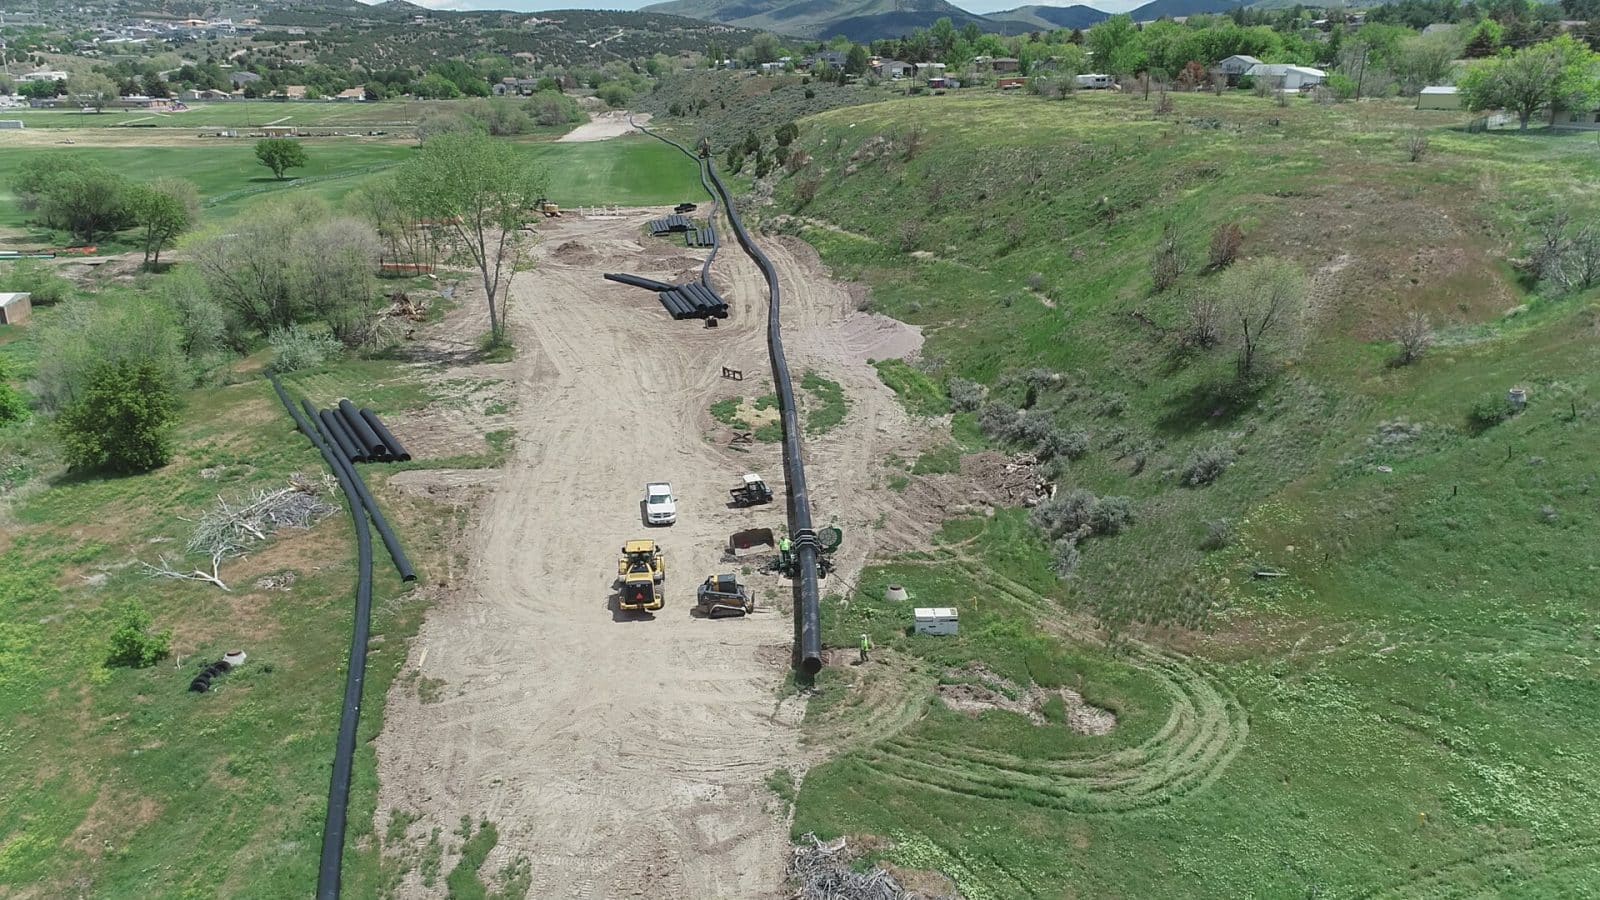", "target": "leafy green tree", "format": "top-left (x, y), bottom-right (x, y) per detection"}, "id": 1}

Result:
top-left (596, 82), bottom-right (632, 108)
top-left (774, 121), bottom-right (800, 147)
top-left (128, 178), bottom-right (198, 268)
top-left (1460, 35), bottom-right (1600, 129)
top-left (67, 72), bottom-right (118, 112)
top-left (1088, 15), bottom-right (1145, 77)
top-left (105, 601), bottom-right (172, 668)
top-left (15, 156), bottom-right (130, 242)
top-left (396, 132), bottom-right (547, 343)
top-left (254, 137), bottom-right (308, 180)
top-left (19, 79), bottom-right (60, 100)
top-left (845, 44), bottom-right (870, 75)
top-left (412, 72), bottom-right (462, 99)
top-left (57, 358), bottom-right (180, 473)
